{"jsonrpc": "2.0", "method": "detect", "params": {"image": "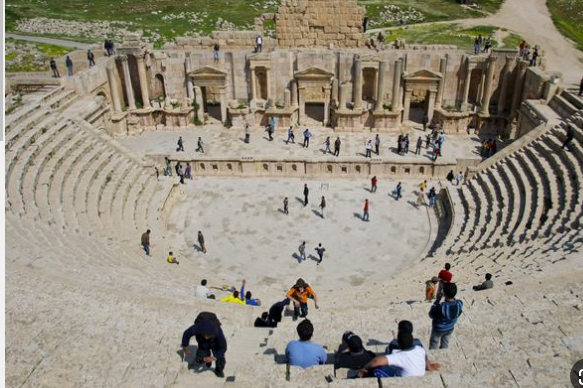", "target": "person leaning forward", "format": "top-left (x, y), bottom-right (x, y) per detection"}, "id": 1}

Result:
top-left (181, 312), bottom-right (227, 378)
top-left (286, 278), bottom-right (319, 320)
